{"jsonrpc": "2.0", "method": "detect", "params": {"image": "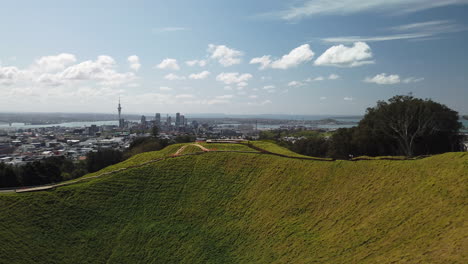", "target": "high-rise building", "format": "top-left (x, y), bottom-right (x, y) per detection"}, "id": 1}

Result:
top-left (180, 115), bottom-right (185, 127)
top-left (155, 113), bottom-right (161, 126)
top-left (175, 112), bottom-right (181, 127)
top-left (141, 115), bottom-right (146, 128)
top-left (167, 115), bottom-right (172, 126)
